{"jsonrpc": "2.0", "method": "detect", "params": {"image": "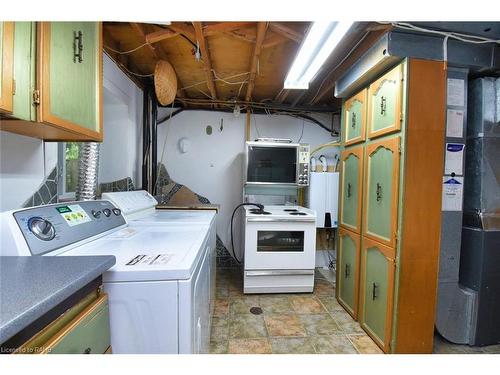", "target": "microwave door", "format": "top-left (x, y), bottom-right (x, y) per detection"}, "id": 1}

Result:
top-left (247, 146), bottom-right (297, 184)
